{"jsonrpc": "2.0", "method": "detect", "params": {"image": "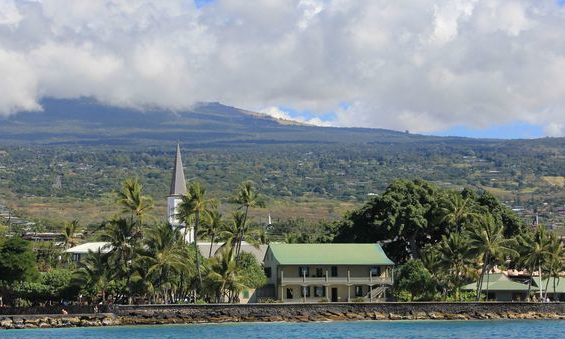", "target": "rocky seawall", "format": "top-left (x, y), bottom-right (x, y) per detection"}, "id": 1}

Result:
top-left (1, 303), bottom-right (565, 329)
